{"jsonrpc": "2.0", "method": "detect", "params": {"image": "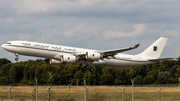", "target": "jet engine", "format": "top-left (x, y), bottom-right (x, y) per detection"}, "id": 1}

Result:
top-left (62, 55), bottom-right (78, 63)
top-left (86, 52), bottom-right (102, 61)
top-left (50, 55), bottom-right (78, 65)
top-left (49, 59), bottom-right (63, 65)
